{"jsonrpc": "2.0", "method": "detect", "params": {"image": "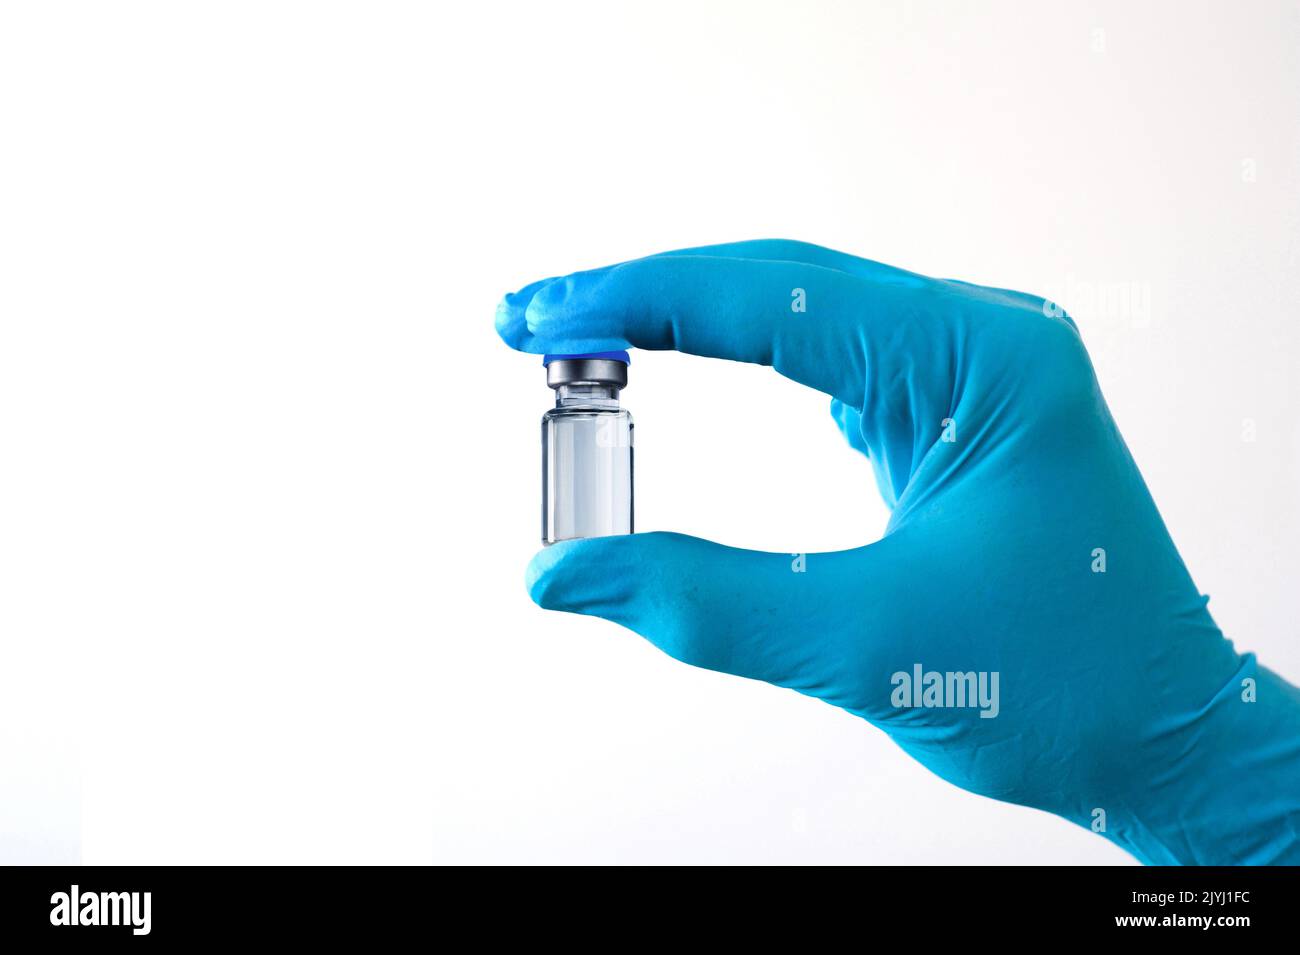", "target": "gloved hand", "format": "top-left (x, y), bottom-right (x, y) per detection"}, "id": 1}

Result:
top-left (496, 239), bottom-right (1300, 865)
